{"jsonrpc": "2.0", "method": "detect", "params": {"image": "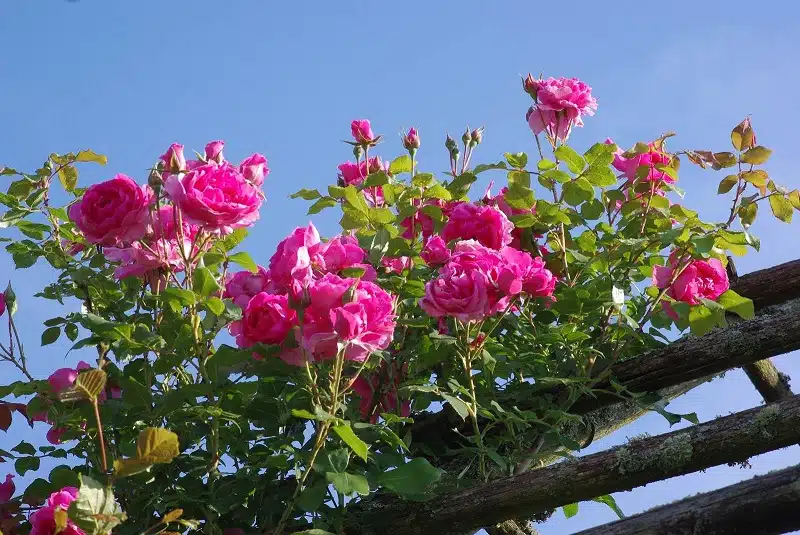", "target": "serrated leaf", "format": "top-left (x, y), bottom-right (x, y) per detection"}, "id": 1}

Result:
top-left (717, 175), bottom-right (738, 194)
top-left (205, 297), bottom-right (226, 316)
top-left (75, 369), bottom-right (107, 400)
top-left (41, 326), bottom-right (61, 346)
top-left (343, 186), bottom-right (369, 214)
top-left (688, 305), bottom-right (723, 336)
top-left (562, 503), bottom-right (579, 519)
top-left (332, 424), bottom-right (368, 461)
top-left (67, 474), bottom-right (126, 535)
top-left (563, 178), bottom-right (594, 206)
top-left (192, 267), bottom-right (221, 297)
top-left (741, 170), bottom-right (768, 189)
top-left (718, 289), bottom-right (754, 320)
top-left (290, 188), bottom-right (321, 200)
top-left (326, 472), bottom-right (370, 497)
top-left (389, 155), bottom-right (413, 174)
top-left (769, 194), bottom-right (793, 223)
top-left (307, 197), bottom-right (337, 215)
top-left (504, 152), bottom-right (528, 169)
top-left (377, 458), bottom-right (442, 495)
top-left (555, 146), bottom-right (586, 174)
top-left (583, 165), bottom-right (616, 187)
top-left (75, 150), bottom-right (108, 165)
top-left (58, 166), bottom-right (78, 192)
top-left (412, 172), bottom-right (435, 187)
top-left (584, 142), bottom-right (616, 167)
top-left (228, 251), bottom-right (257, 273)
top-left (740, 146), bottom-right (772, 165)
